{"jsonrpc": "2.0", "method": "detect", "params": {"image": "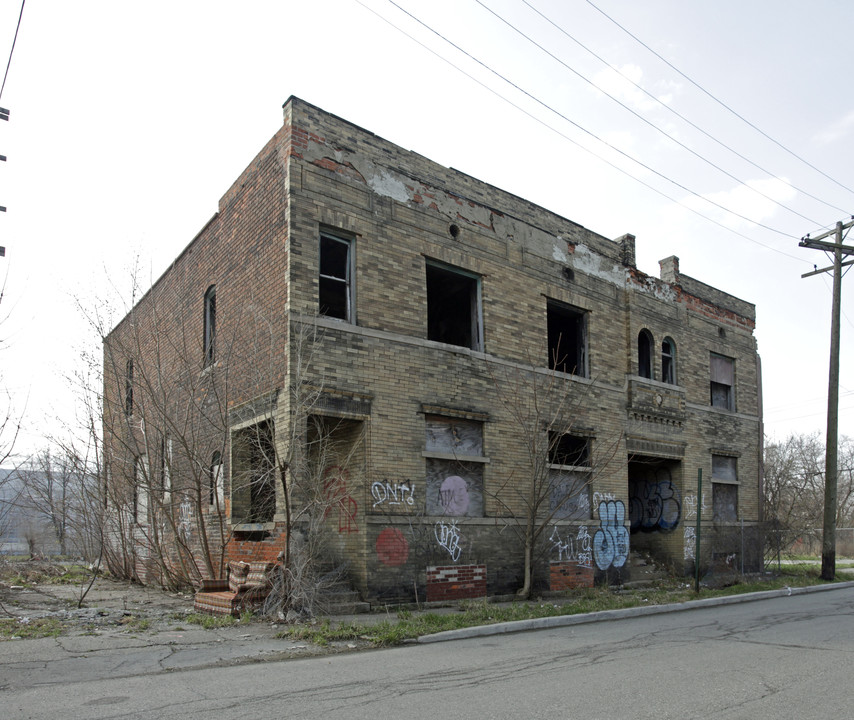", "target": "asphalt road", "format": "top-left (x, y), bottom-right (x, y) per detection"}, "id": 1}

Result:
top-left (7, 586), bottom-right (854, 719)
